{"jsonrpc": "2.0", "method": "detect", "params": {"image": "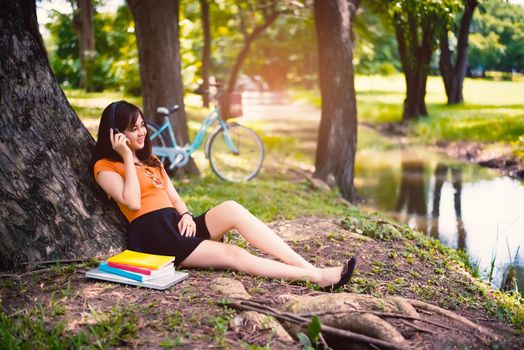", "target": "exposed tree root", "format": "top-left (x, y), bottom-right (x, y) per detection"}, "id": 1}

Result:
top-left (406, 298), bottom-right (498, 341)
top-left (222, 299), bottom-right (409, 350)
top-left (212, 277), bottom-right (501, 349)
